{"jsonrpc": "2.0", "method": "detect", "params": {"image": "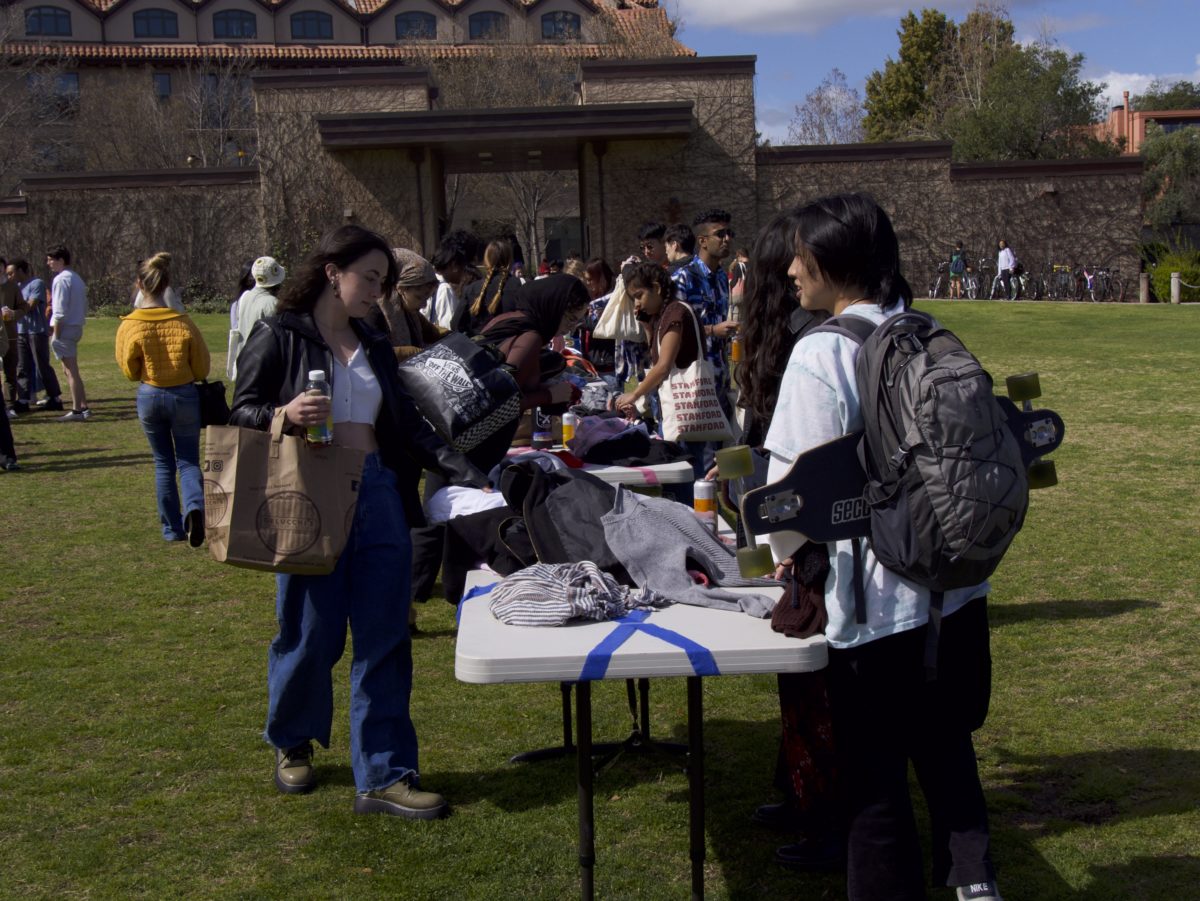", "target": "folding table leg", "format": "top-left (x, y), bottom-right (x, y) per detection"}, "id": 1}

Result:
top-left (687, 676), bottom-right (705, 901)
top-left (576, 680), bottom-right (595, 901)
